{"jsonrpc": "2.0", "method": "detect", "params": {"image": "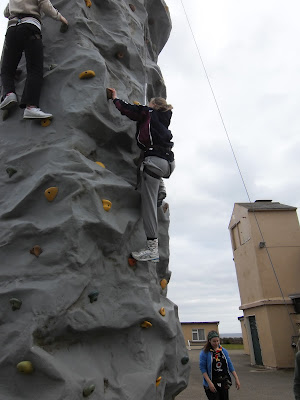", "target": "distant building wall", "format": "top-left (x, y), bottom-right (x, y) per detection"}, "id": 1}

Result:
top-left (229, 201), bottom-right (300, 368)
top-left (181, 322), bottom-right (219, 348)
